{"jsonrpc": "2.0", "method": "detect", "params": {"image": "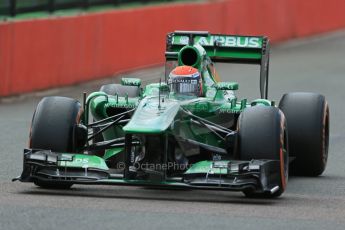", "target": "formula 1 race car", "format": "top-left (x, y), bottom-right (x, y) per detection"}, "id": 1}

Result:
top-left (13, 31), bottom-right (330, 198)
